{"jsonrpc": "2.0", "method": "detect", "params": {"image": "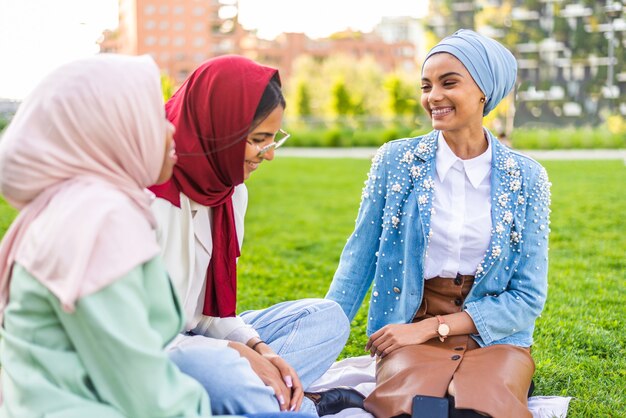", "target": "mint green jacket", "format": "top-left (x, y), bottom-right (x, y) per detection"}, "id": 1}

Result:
top-left (0, 258), bottom-right (212, 418)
